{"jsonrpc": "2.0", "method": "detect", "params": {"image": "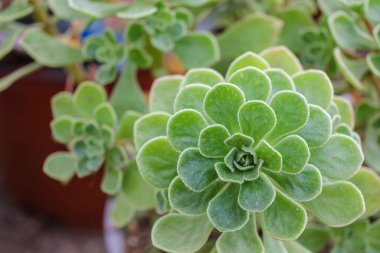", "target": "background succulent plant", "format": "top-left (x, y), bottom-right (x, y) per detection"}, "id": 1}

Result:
top-left (135, 46), bottom-right (365, 253)
top-left (44, 80), bottom-right (155, 227)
